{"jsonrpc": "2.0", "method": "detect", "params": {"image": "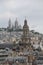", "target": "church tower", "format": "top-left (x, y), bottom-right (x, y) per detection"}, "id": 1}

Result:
top-left (8, 18), bottom-right (12, 29)
top-left (23, 19), bottom-right (29, 37)
top-left (15, 18), bottom-right (18, 30)
top-left (21, 19), bottom-right (29, 43)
